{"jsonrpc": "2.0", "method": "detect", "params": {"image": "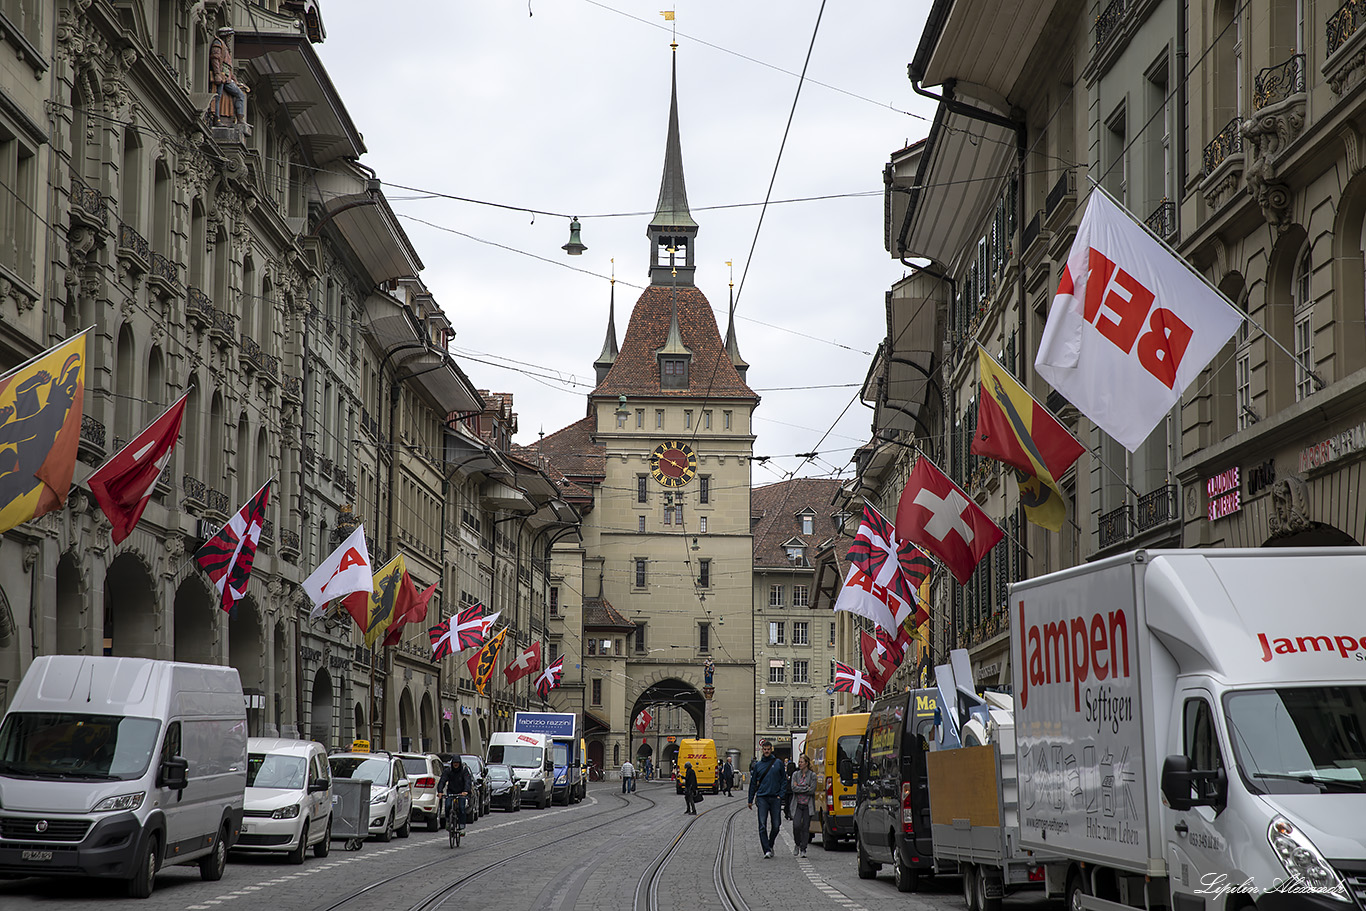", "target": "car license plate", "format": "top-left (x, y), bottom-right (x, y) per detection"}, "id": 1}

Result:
top-left (840, 796), bottom-right (856, 808)
top-left (21, 850), bottom-right (53, 862)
